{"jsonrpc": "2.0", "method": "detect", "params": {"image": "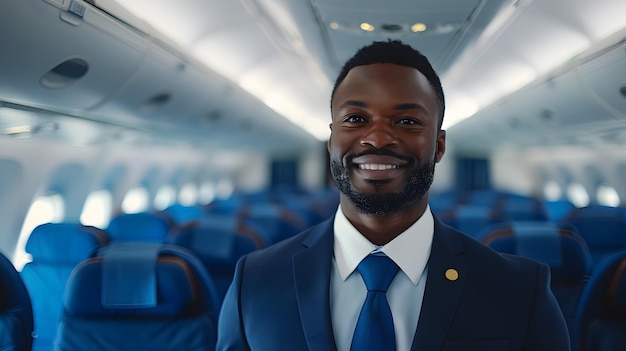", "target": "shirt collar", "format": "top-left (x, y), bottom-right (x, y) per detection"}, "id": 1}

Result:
top-left (333, 205), bottom-right (434, 285)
